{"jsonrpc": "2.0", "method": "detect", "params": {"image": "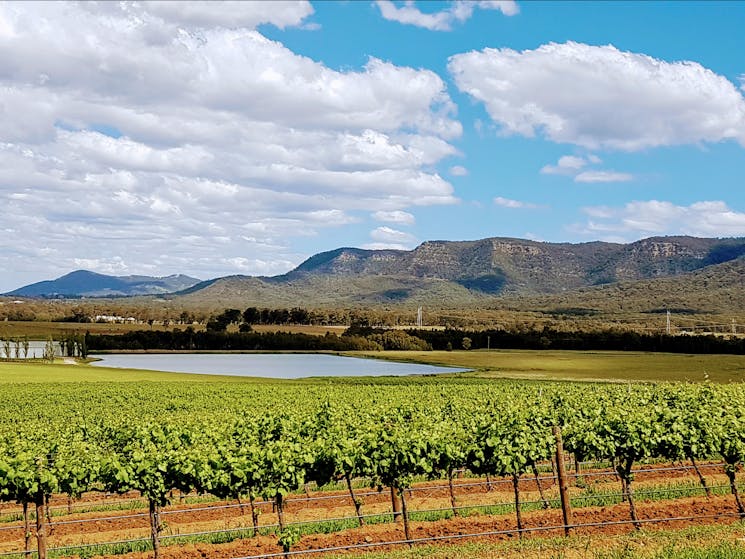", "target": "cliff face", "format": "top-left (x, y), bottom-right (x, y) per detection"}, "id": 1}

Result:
top-left (175, 235), bottom-right (745, 307)
top-left (15, 235), bottom-right (745, 308)
top-left (283, 236), bottom-right (743, 295)
top-left (609, 238), bottom-right (714, 282)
